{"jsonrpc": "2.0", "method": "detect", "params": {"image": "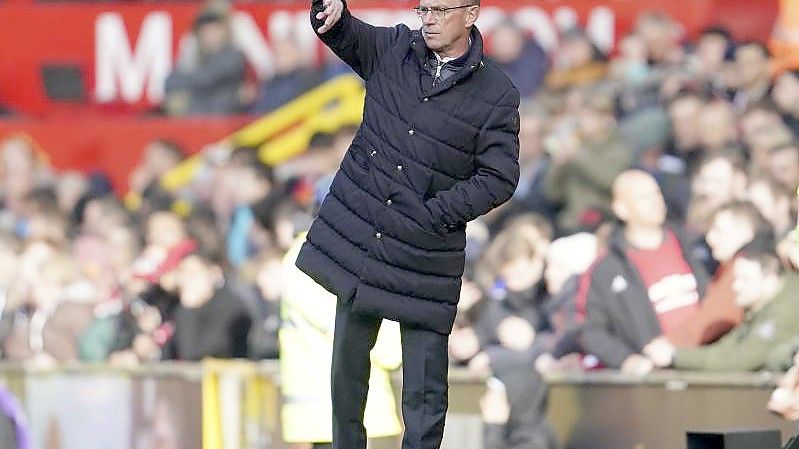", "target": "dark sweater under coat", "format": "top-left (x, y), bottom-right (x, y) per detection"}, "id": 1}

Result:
top-left (295, 0), bottom-right (521, 334)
